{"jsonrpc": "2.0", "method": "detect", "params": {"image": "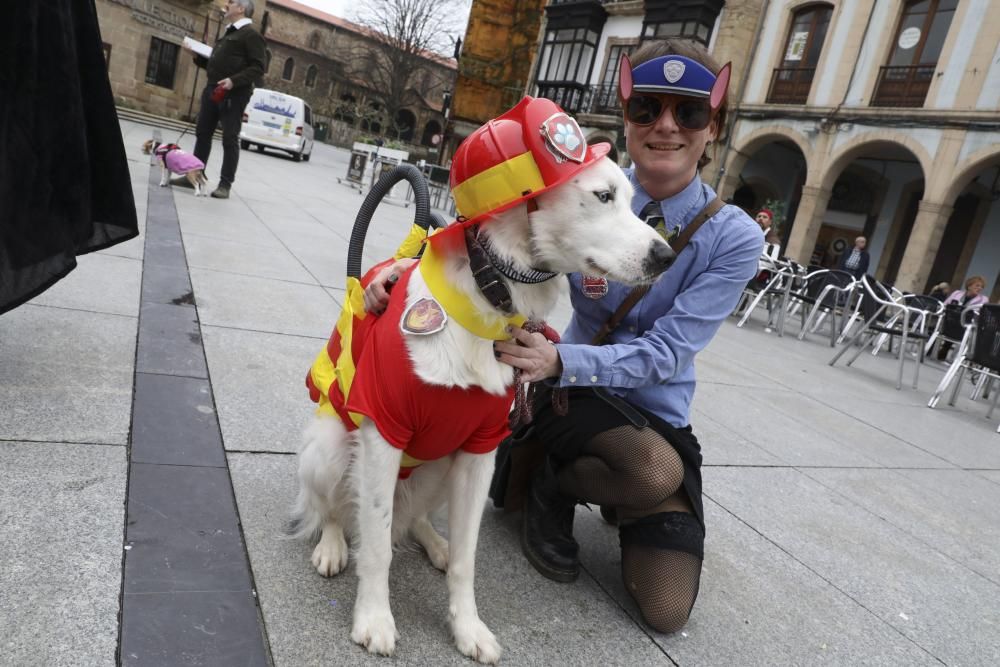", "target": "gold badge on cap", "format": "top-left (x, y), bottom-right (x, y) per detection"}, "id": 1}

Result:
top-left (400, 298), bottom-right (447, 335)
